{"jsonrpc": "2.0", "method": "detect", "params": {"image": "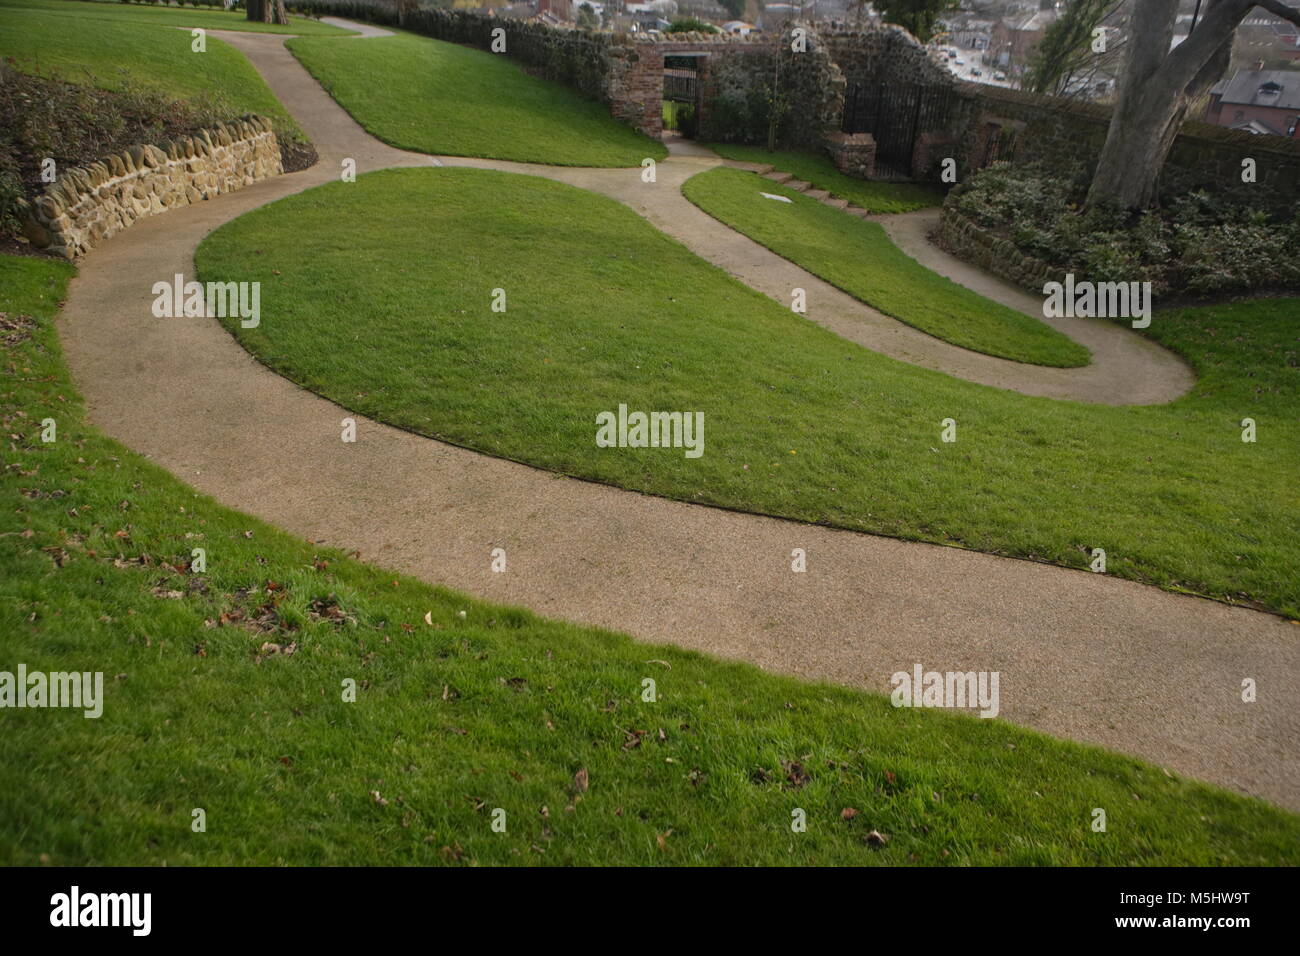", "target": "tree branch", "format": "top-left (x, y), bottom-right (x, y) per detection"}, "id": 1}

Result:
top-left (1254, 0), bottom-right (1300, 27)
top-left (1156, 0), bottom-right (1254, 100)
